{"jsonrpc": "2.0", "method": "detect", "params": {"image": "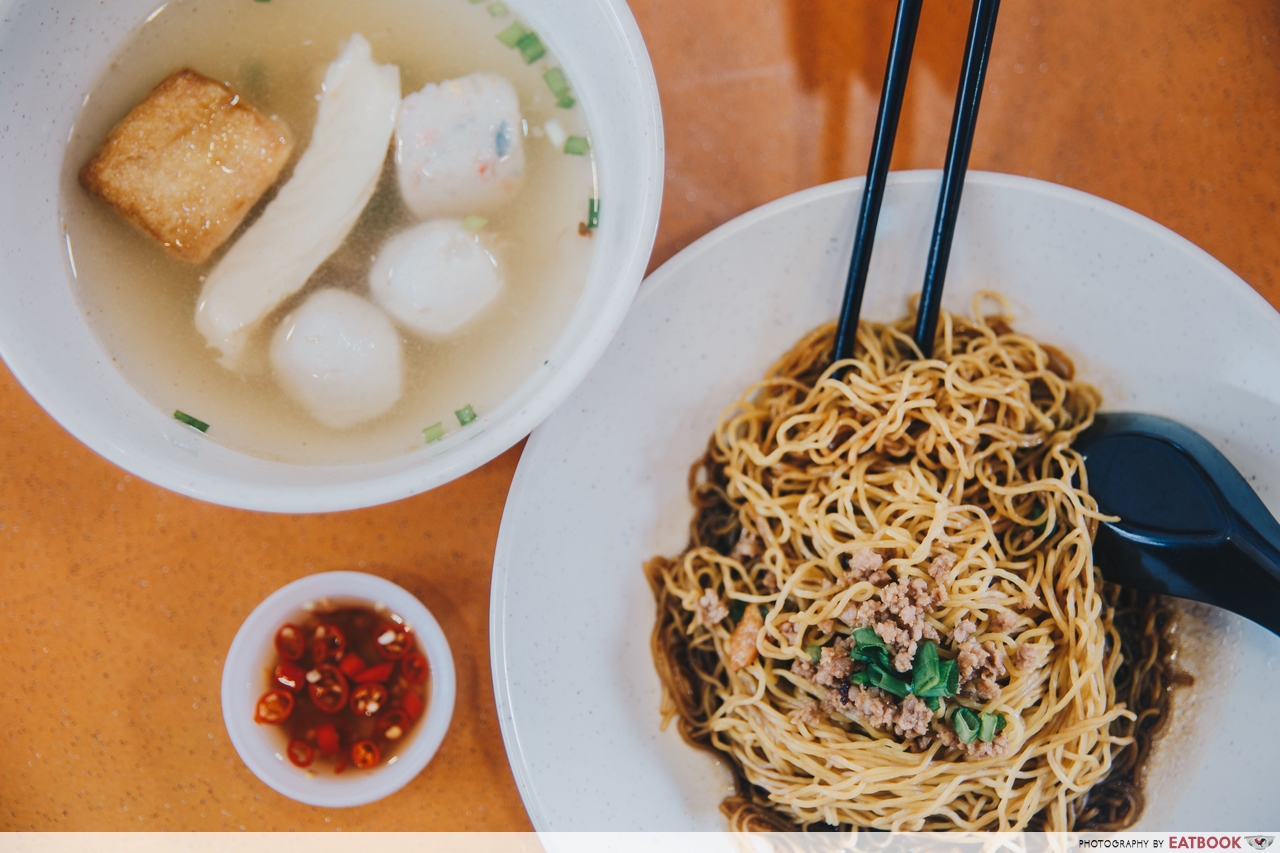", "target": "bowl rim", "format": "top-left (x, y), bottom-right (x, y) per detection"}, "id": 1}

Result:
top-left (0, 0), bottom-right (664, 513)
top-left (221, 571), bottom-right (456, 807)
